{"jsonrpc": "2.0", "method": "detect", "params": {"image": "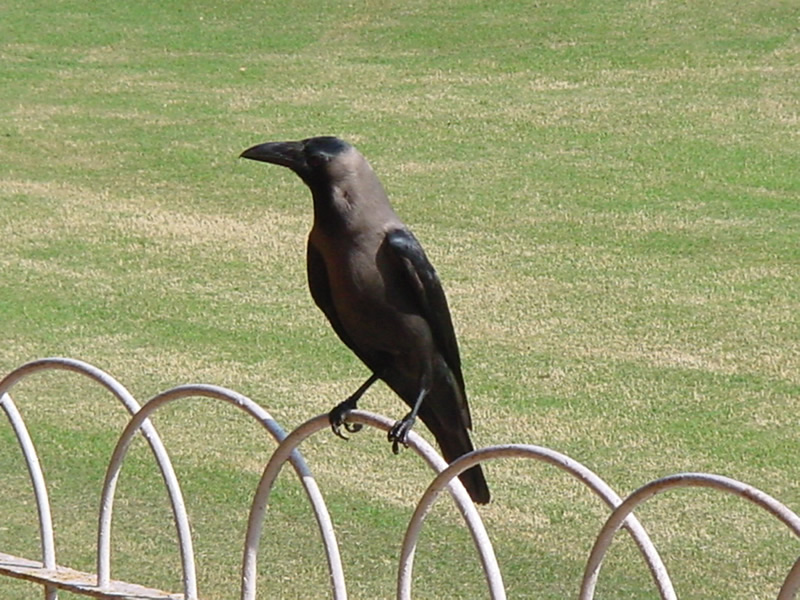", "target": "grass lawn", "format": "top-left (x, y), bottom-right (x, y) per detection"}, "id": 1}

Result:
top-left (1, 1), bottom-right (799, 598)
